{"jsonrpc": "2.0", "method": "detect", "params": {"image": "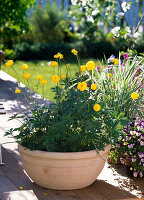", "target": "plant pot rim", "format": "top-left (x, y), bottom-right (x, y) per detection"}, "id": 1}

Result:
top-left (18, 144), bottom-right (111, 160)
